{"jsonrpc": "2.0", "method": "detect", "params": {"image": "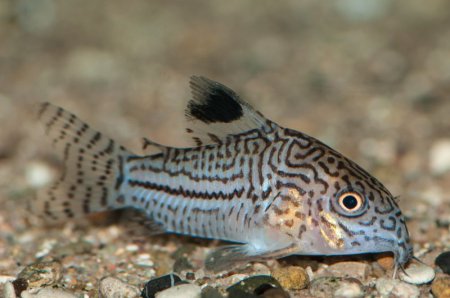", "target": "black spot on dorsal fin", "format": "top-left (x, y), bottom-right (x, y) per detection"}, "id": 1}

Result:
top-left (184, 76), bottom-right (278, 147)
top-left (186, 76), bottom-right (244, 124)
